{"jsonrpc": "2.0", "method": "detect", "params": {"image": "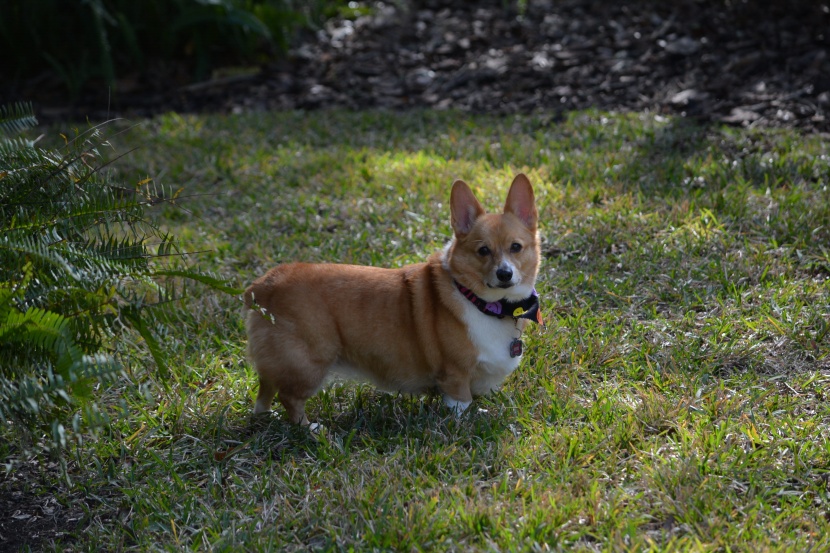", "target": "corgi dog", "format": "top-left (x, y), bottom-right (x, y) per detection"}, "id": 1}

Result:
top-left (244, 174), bottom-right (542, 424)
